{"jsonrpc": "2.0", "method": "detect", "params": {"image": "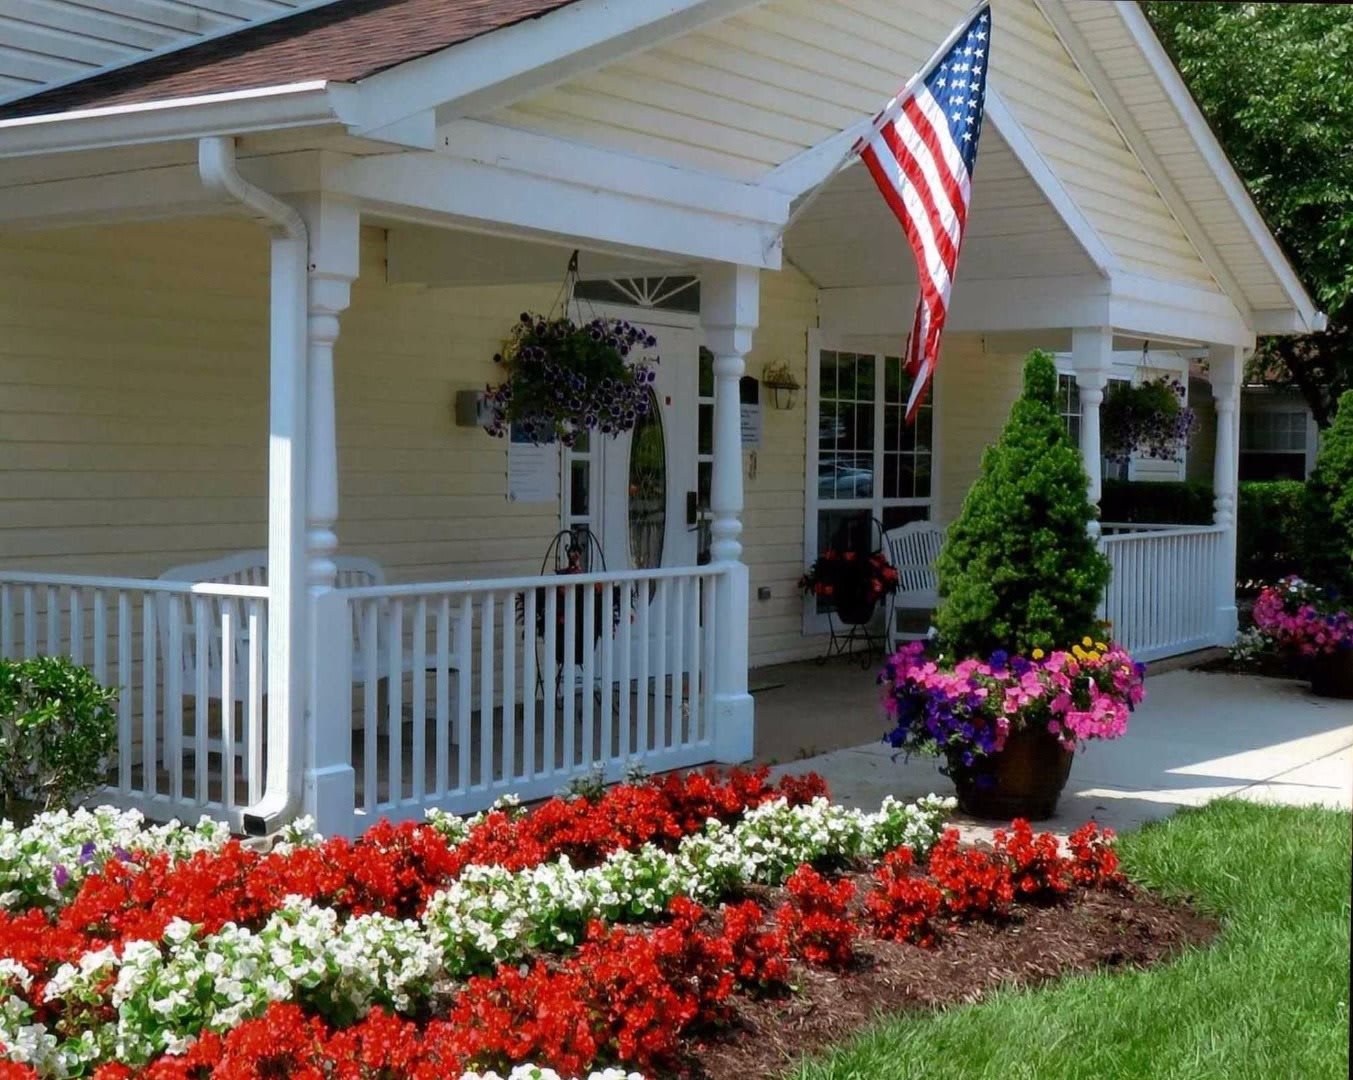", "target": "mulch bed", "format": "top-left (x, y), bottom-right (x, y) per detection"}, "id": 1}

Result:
top-left (685, 879), bottom-right (1217, 1079)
